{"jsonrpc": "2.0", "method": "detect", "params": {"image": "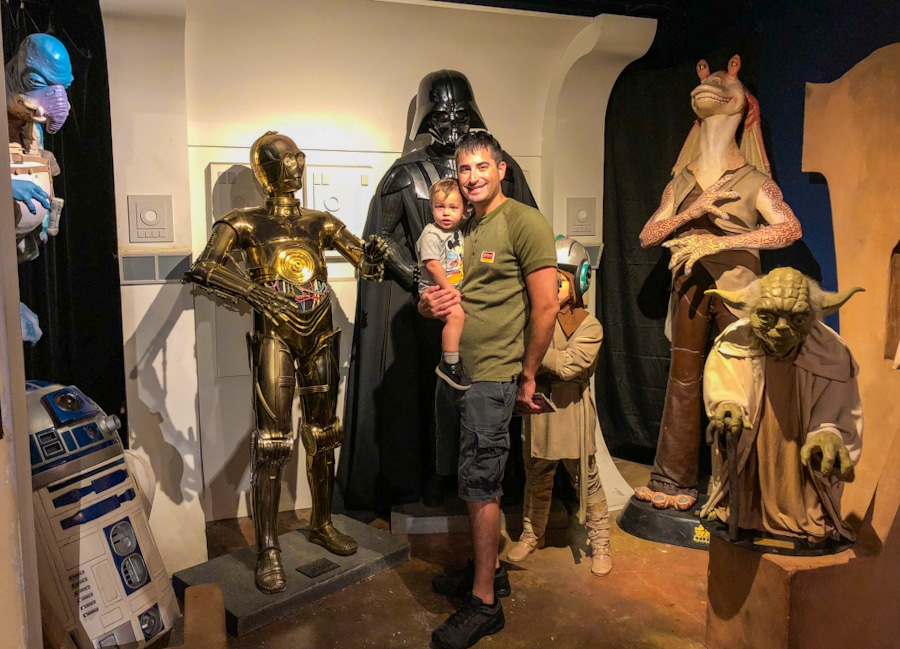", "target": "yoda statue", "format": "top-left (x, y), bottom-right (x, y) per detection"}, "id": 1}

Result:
top-left (700, 267), bottom-right (864, 547)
